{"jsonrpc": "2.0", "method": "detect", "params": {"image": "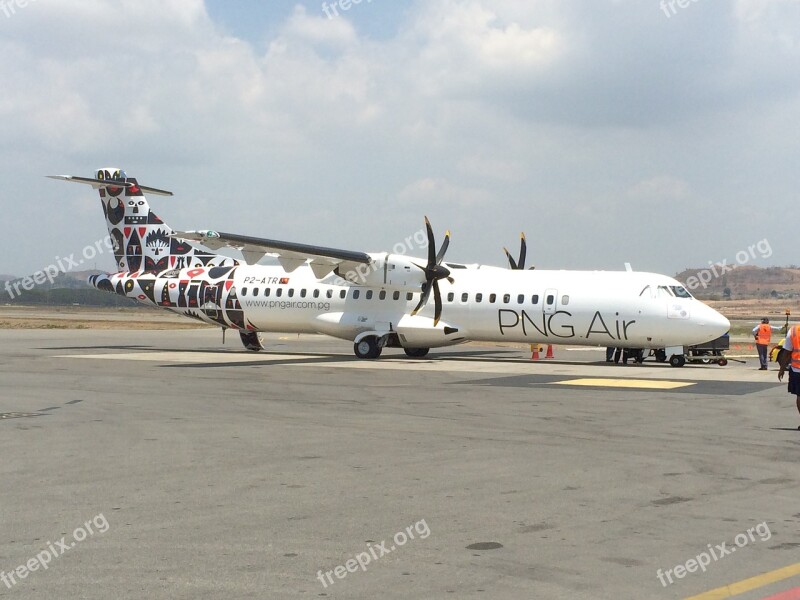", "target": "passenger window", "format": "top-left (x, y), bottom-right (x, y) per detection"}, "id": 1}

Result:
top-left (339, 290), bottom-right (346, 299)
top-left (251, 288), bottom-right (258, 296)
top-left (300, 289), bottom-right (307, 298)
top-left (313, 289), bottom-right (320, 298)
top-left (276, 289), bottom-right (283, 297)
top-left (562, 295), bottom-right (570, 306)
top-left (517, 294), bottom-right (525, 304)
top-left (265, 288), bottom-right (271, 297)
top-left (393, 291), bottom-right (400, 301)
top-left (476, 293), bottom-right (483, 303)
top-left (288, 289), bottom-right (295, 298)
top-left (326, 289), bottom-right (333, 299)
top-left (366, 290), bottom-right (373, 300)
top-left (379, 291), bottom-right (386, 300)
top-left (546, 294), bottom-right (555, 305)
top-left (532, 294), bottom-right (539, 304)
top-left (407, 292), bottom-right (414, 301)
top-left (489, 294), bottom-right (497, 303)
top-left (448, 292), bottom-right (455, 302)
top-left (461, 293), bottom-right (469, 302)
top-left (353, 290), bottom-right (360, 300)
top-left (503, 294), bottom-right (511, 304)
top-left (241, 287), bottom-right (248, 296)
